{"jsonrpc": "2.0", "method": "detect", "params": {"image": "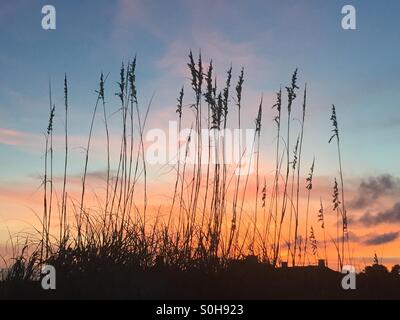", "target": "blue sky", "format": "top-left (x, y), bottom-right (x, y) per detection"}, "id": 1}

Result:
top-left (0, 0), bottom-right (399, 181)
